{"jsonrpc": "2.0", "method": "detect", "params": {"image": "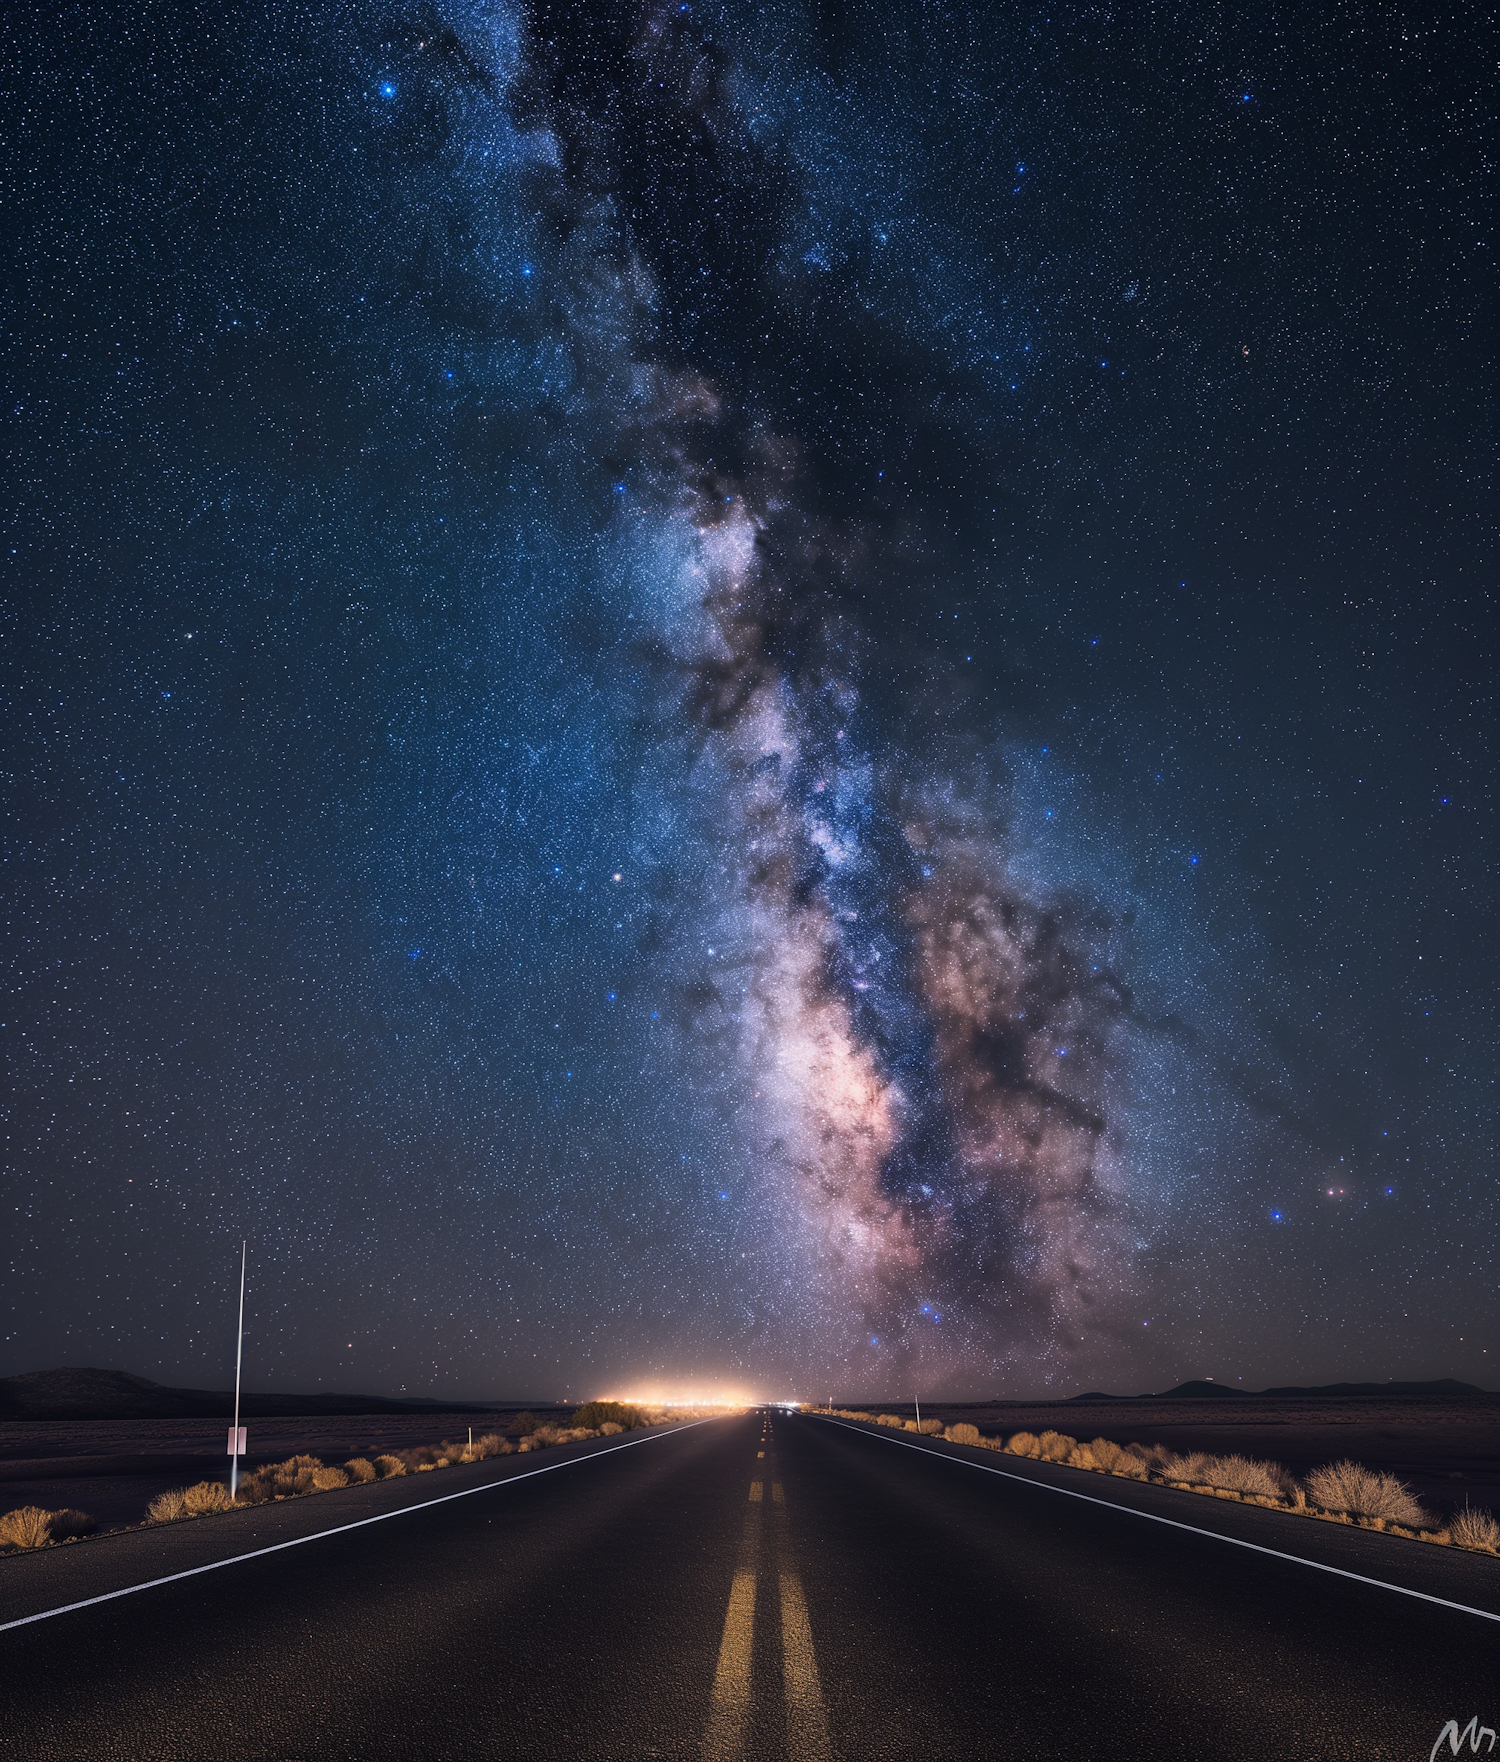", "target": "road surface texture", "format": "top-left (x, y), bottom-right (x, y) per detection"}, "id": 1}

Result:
top-left (1, 1410), bottom-right (1496, 1759)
